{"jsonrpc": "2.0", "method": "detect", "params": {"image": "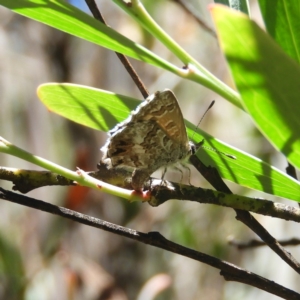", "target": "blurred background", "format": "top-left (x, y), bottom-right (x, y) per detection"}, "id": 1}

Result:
top-left (0, 0), bottom-right (299, 299)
